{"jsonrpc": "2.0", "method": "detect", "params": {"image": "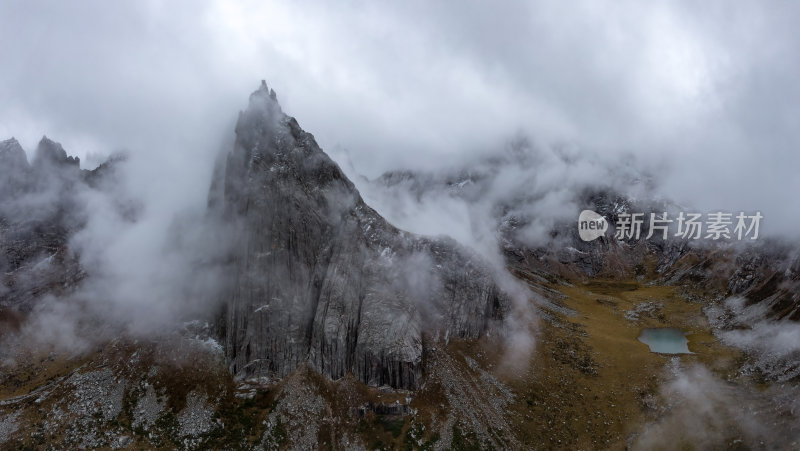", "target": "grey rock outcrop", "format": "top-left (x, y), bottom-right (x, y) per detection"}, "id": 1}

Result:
top-left (0, 137), bottom-right (120, 311)
top-left (33, 136), bottom-right (80, 169)
top-left (0, 139), bottom-right (30, 198)
top-left (214, 82), bottom-right (510, 389)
